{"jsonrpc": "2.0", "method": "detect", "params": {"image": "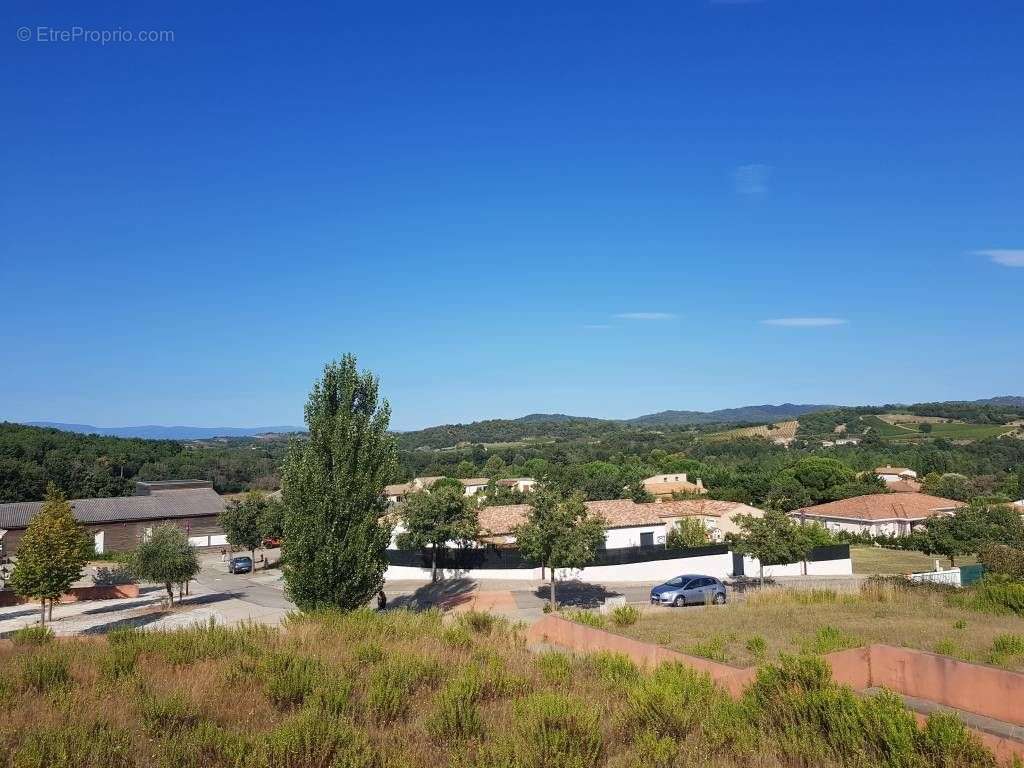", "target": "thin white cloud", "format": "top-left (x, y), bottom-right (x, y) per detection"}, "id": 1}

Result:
top-left (734, 163), bottom-right (770, 195)
top-left (614, 312), bottom-right (677, 321)
top-left (975, 249), bottom-right (1024, 267)
top-left (583, 324), bottom-right (612, 330)
top-left (761, 317), bottom-right (848, 327)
